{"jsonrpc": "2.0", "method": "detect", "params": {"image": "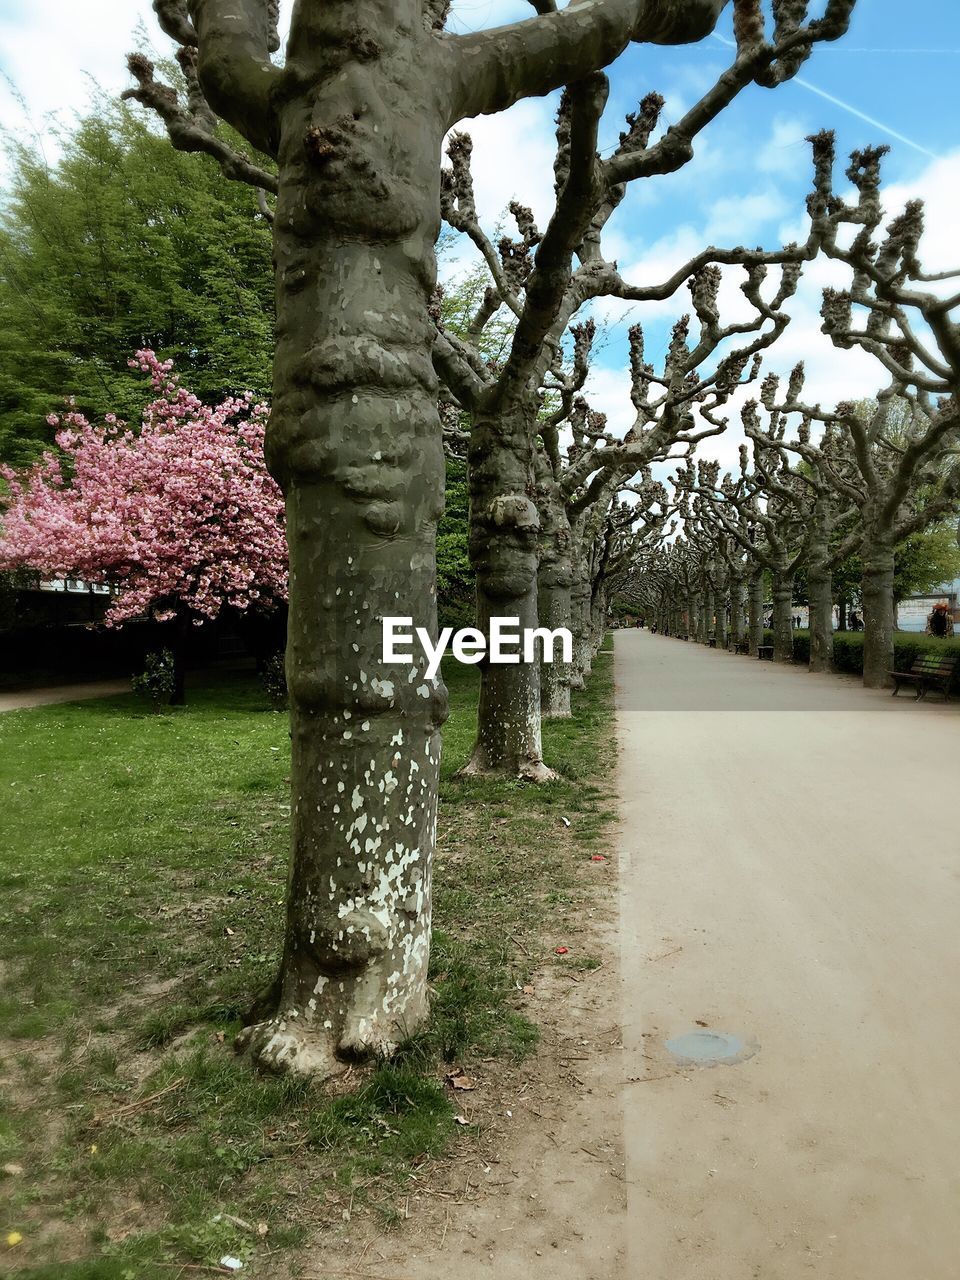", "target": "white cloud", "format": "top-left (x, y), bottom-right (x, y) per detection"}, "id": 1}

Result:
top-left (757, 114), bottom-right (815, 177)
top-left (452, 94), bottom-right (560, 231)
top-left (0, 2), bottom-right (158, 141)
